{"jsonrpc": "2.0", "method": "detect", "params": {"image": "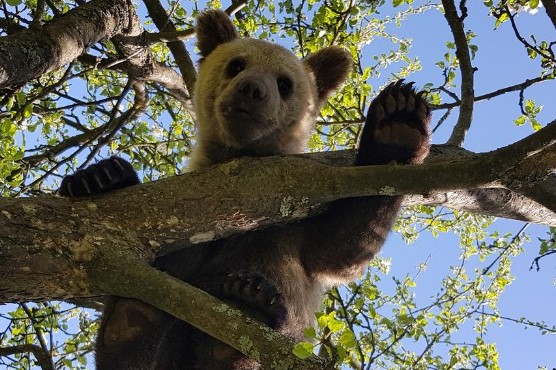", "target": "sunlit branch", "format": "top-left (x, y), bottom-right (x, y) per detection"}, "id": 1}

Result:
top-left (141, 0), bottom-right (197, 92)
top-left (482, 223), bottom-right (529, 275)
top-left (440, 0), bottom-right (475, 147)
top-left (505, 4), bottom-right (555, 63)
top-left (480, 311), bottom-right (556, 334)
top-left (0, 344), bottom-right (54, 370)
top-left (20, 303), bottom-right (55, 370)
top-left (79, 81), bottom-right (149, 169)
top-left (0, 0), bottom-right (136, 88)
